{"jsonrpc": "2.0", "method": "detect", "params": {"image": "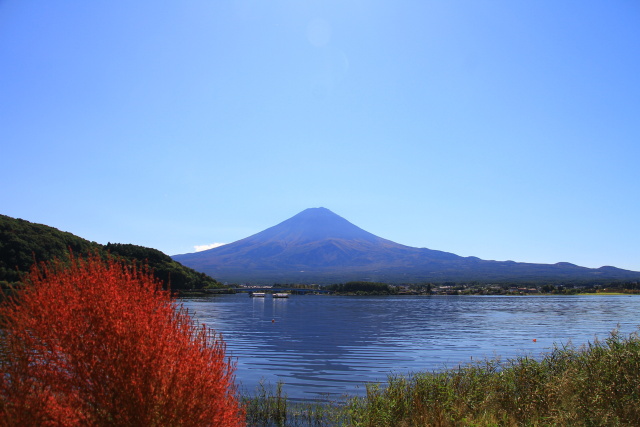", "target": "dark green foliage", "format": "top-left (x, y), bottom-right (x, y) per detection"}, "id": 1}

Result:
top-left (105, 243), bottom-right (221, 290)
top-left (326, 281), bottom-right (398, 295)
top-left (0, 214), bottom-right (221, 291)
top-left (0, 214), bottom-right (99, 284)
top-left (540, 284), bottom-right (556, 293)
